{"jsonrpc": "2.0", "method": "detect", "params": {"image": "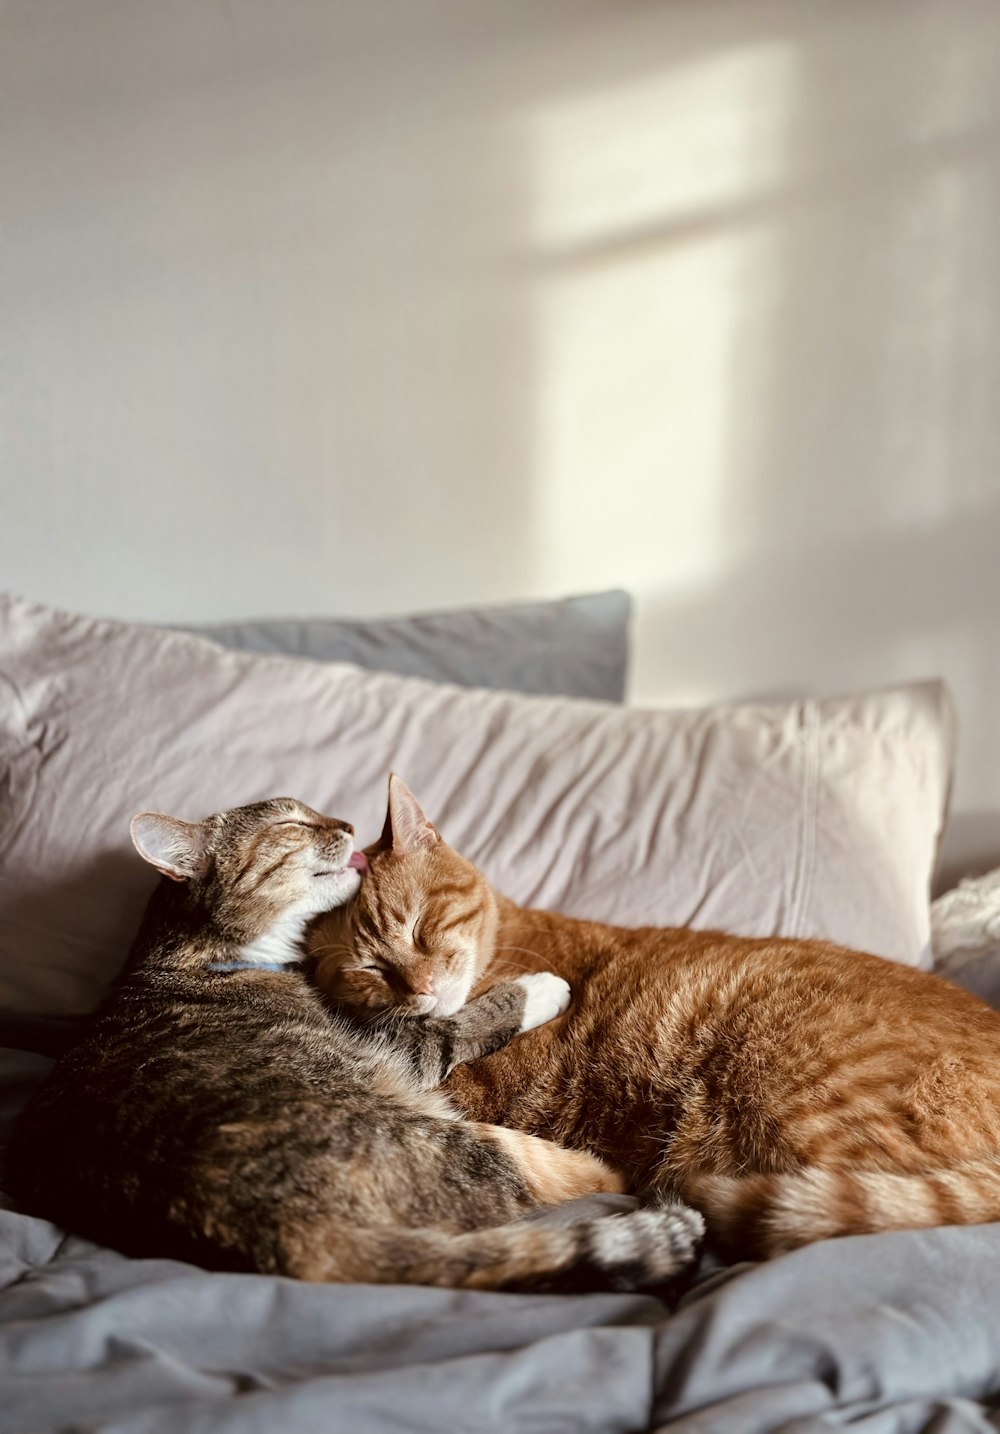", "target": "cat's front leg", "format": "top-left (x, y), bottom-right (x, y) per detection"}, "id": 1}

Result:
top-left (378, 973), bottom-right (570, 1090)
